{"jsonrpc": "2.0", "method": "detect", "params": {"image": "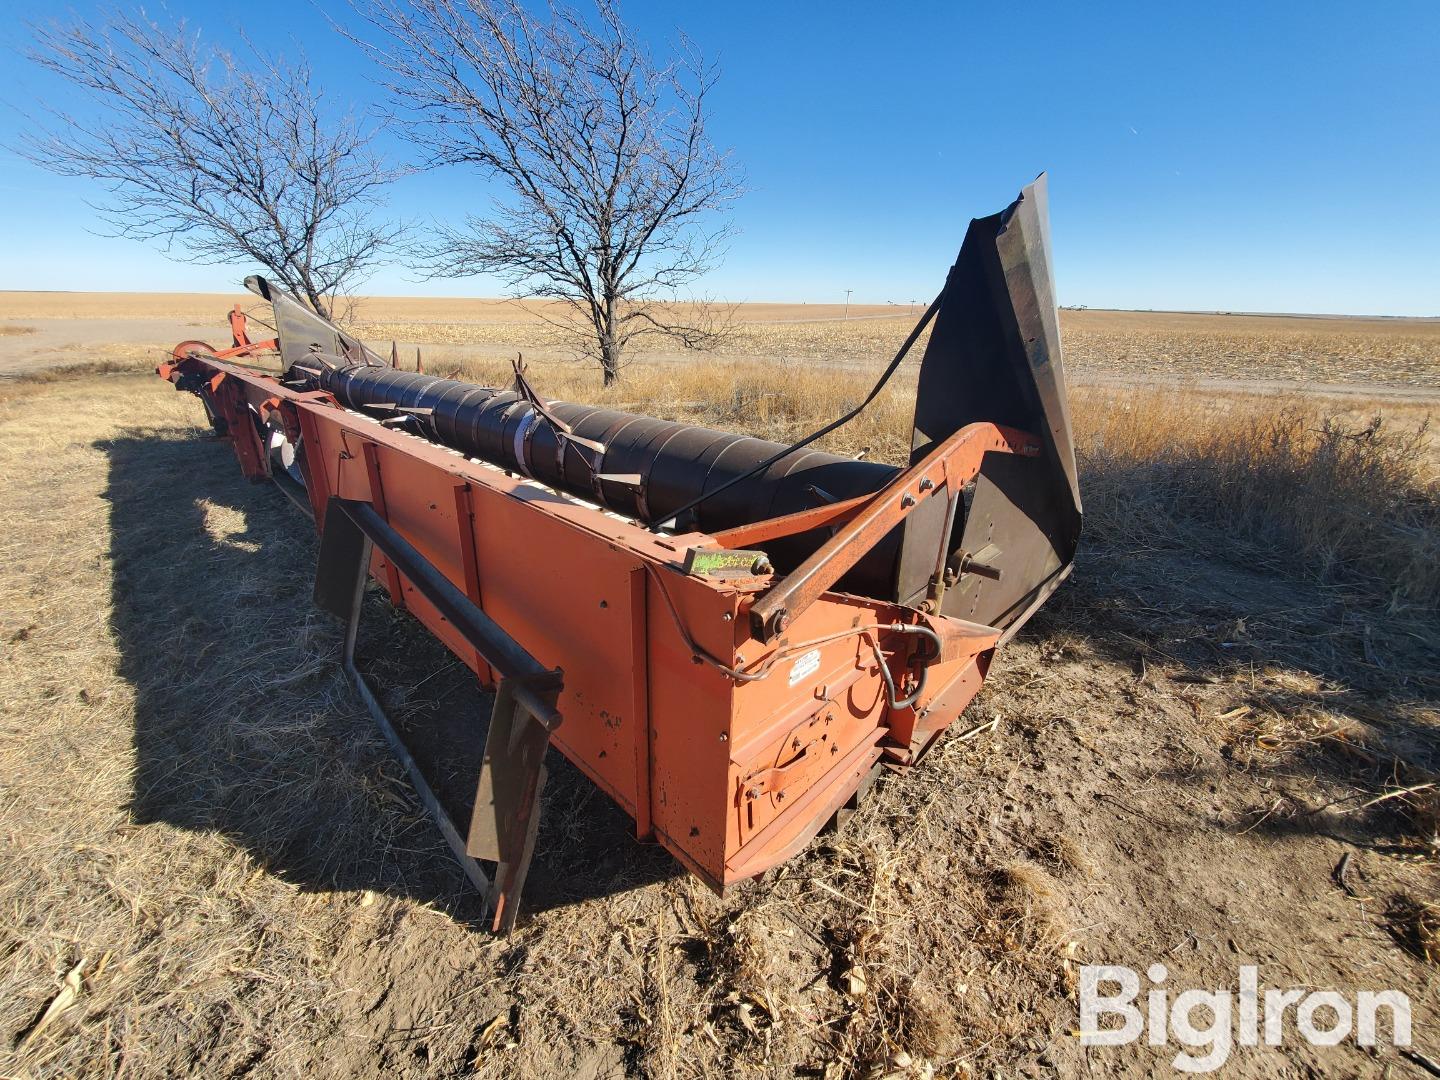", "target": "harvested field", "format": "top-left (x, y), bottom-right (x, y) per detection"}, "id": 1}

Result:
top-left (343, 308), bottom-right (1440, 390)
top-left (1062, 309), bottom-right (1440, 388)
top-left (0, 291), bottom-right (902, 324)
top-left (0, 303), bottom-right (1438, 1078)
top-left (3, 291), bottom-right (1438, 390)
